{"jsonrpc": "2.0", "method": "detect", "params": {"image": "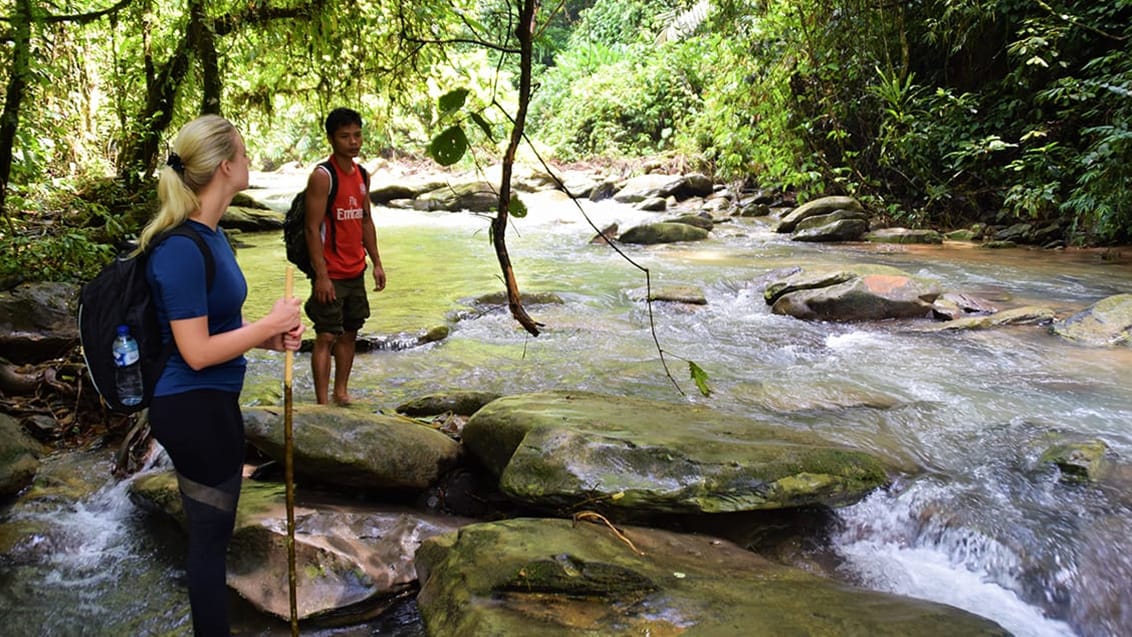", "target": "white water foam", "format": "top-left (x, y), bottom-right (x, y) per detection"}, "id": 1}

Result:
top-left (837, 540), bottom-right (1074, 636)
top-left (824, 330), bottom-right (888, 350)
top-left (42, 477), bottom-right (140, 580)
top-left (835, 490), bottom-right (1076, 637)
